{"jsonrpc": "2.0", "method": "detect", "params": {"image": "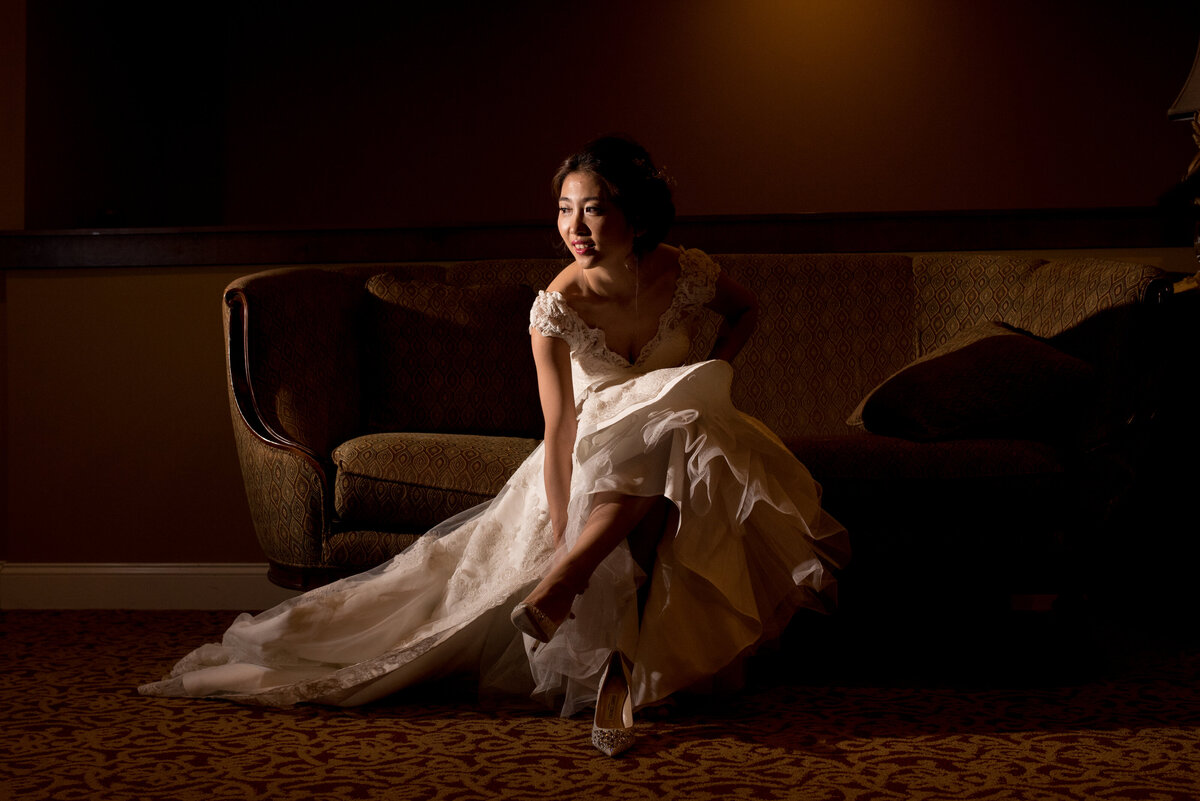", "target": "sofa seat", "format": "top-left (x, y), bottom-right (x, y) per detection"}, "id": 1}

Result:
top-left (788, 433), bottom-right (1113, 617)
top-left (333, 432), bottom-right (540, 529)
top-left (792, 433), bottom-right (1076, 554)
